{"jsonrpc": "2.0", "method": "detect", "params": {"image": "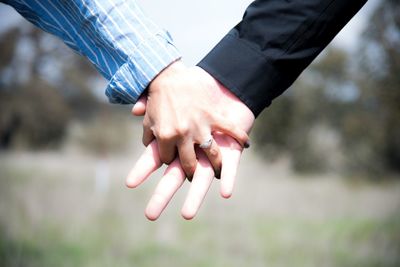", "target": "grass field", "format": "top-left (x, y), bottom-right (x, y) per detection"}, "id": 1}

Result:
top-left (1, 139), bottom-right (399, 267)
